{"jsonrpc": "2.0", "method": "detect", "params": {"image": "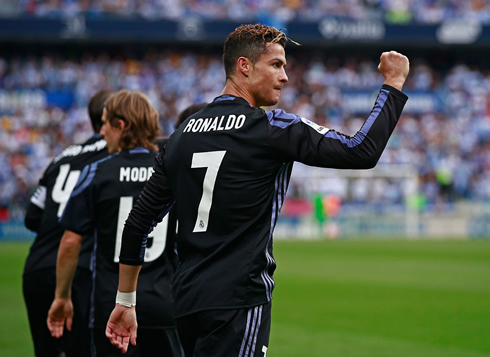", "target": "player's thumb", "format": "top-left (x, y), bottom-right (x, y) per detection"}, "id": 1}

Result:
top-left (130, 326), bottom-right (138, 346)
top-left (66, 316), bottom-right (73, 332)
top-left (46, 317), bottom-right (55, 336)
